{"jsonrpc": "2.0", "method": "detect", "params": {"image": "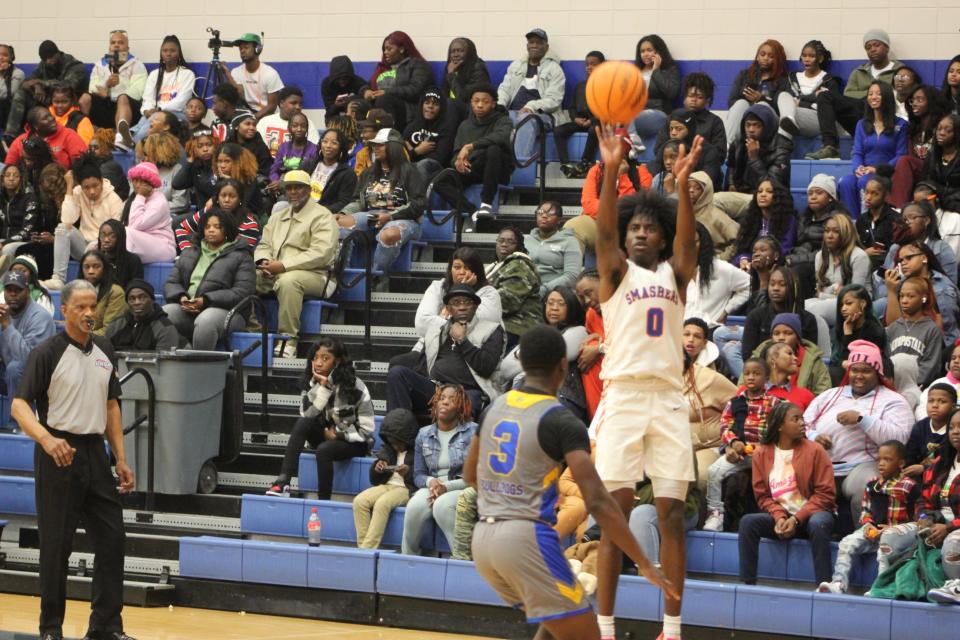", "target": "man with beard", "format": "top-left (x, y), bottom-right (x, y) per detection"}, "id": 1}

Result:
top-left (104, 279), bottom-right (181, 351)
